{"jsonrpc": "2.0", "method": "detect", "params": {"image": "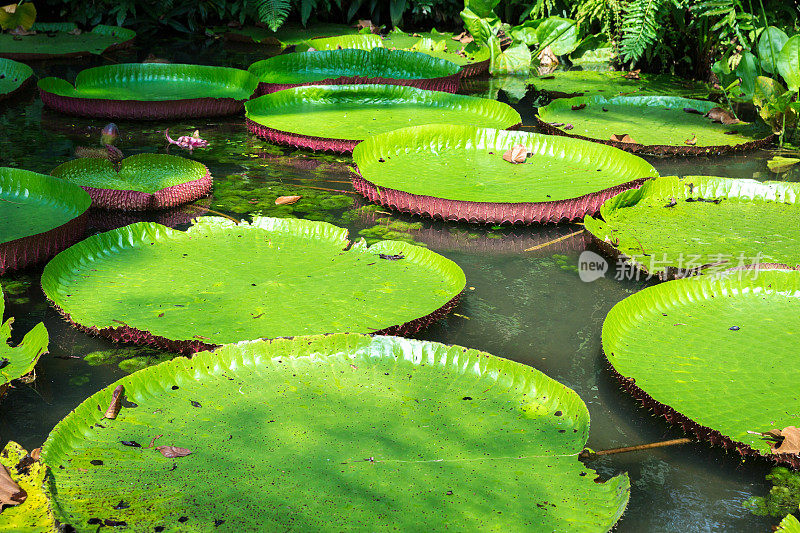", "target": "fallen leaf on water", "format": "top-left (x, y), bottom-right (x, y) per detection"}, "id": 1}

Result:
top-left (623, 69), bottom-right (641, 80)
top-left (769, 426), bottom-right (800, 454)
top-left (104, 385), bottom-right (124, 419)
top-left (571, 104), bottom-right (587, 111)
top-left (684, 135), bottom-right (697, 146)
top-left (767, 156), bottom-right (800, 173)
top-left (275, 195), bottom-right (301, 206)
top-left (0, 464), bottom-right (26, 506)
top-left (610, 134), bottom-right (636, 144)
top-left (705, 107), bottom-right (739, 125)
top-left (30, 448), bottom-right (40, 462)
top-left (502, 144), bottom-right (528, 164)
top-left (155, 446), bottom-right (192, 458)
